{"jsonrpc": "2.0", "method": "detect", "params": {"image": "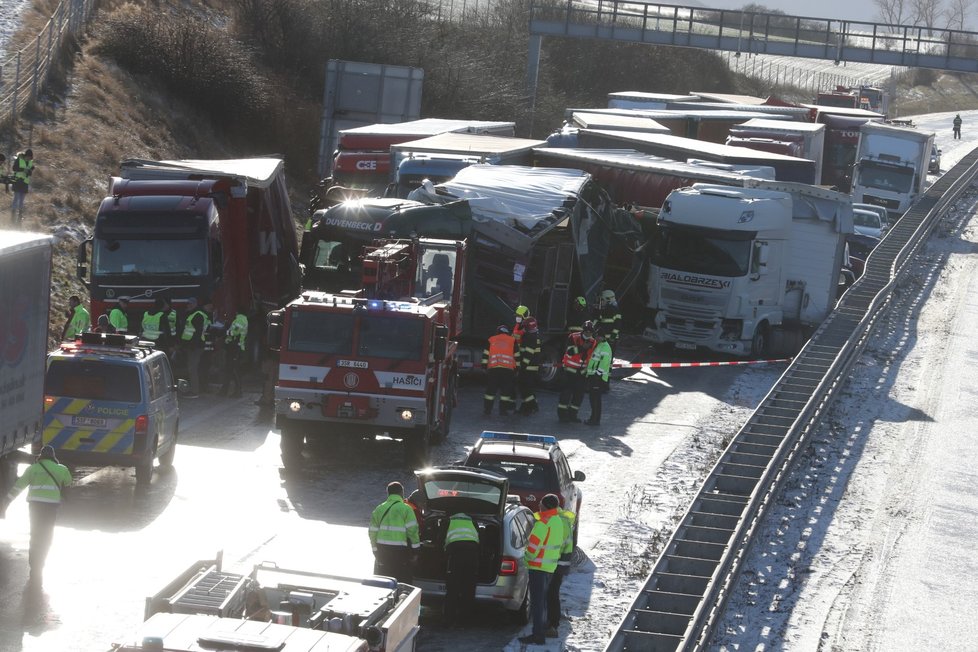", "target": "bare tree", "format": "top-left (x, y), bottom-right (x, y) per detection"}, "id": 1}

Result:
top-left (911, 0), bottom-right (942, 33)
top-left (944, 0), bottom-right (973, 31)
top-left (874, 0), bottom-right (912, 25)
